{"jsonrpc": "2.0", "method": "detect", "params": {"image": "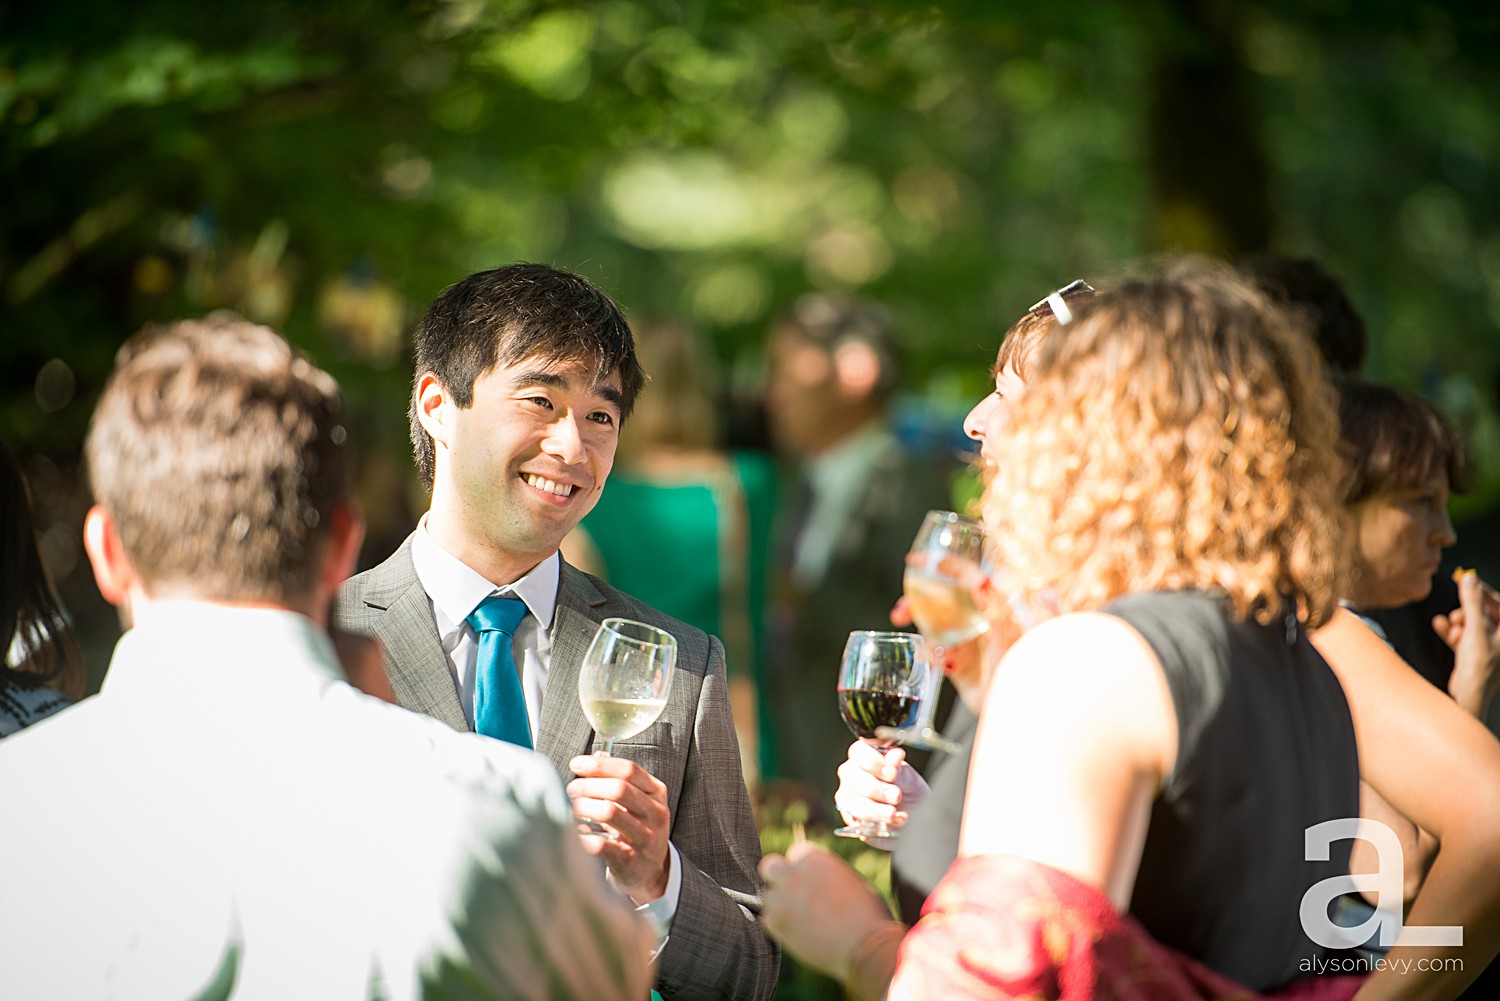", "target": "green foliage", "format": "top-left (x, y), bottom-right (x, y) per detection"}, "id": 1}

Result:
top-left (5, 0), bottom-right (1500, 677)
top-left (756, 796), bottom-right (895, 1001)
